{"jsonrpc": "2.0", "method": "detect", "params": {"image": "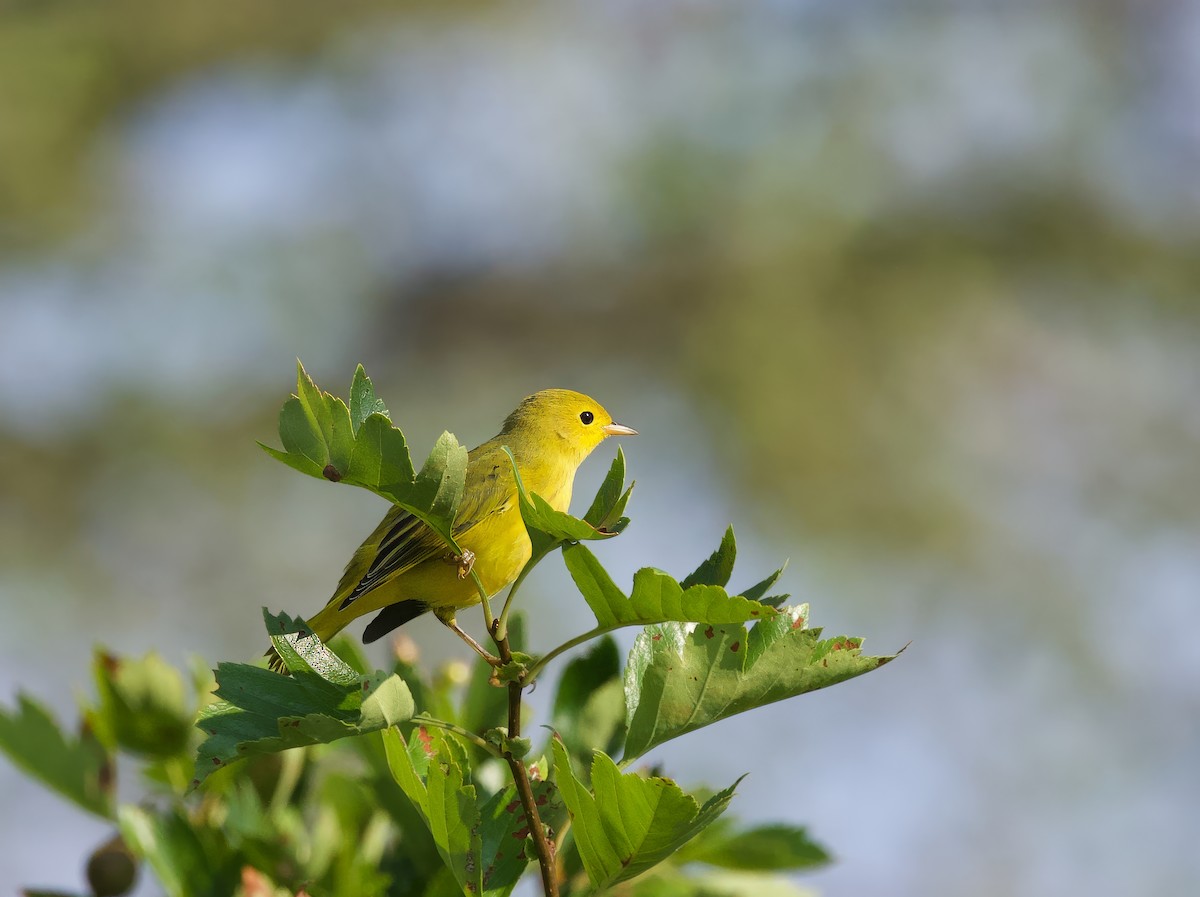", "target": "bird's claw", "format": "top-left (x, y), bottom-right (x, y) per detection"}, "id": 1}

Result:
top-left (456, 549), bottom-right (476, 579)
